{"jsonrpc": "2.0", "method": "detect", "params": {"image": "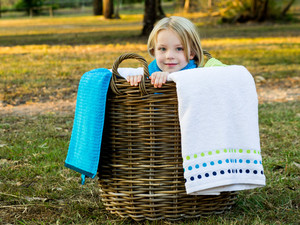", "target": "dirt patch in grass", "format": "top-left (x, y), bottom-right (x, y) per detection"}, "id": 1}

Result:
top-left (0, 77), bottom-right (299, 116)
